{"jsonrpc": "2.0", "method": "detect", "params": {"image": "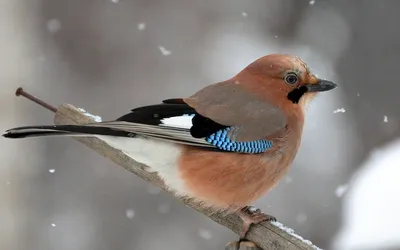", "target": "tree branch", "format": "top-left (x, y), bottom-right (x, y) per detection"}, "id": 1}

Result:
top-left (53, 103), bottom-right (322, 250)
